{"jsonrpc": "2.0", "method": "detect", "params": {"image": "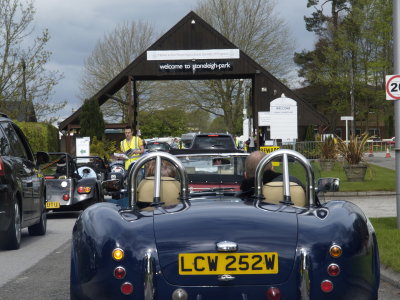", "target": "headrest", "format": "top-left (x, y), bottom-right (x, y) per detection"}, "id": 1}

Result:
top-left (262, 181), bottom-right (306, 207)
